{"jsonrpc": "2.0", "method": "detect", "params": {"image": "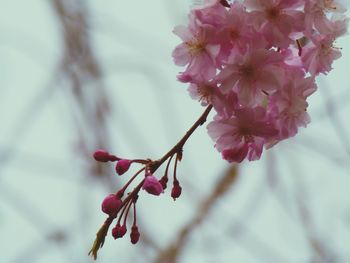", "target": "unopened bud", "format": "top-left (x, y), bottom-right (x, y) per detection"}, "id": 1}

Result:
top-left (159, 176), bottom-right (168, 190)
top-left (112, 223), bottom-right (127, 239)
top-left (115, 159), bottom-right (132, 175)
top-left (130, 225), bottom-right (140, 244)
top-left (93, 149), bottom-right (110, 162)
top-left (101, 194), bottom-right (122, 215)
top-left (142, 174), bottom-right (164, 196)
top-left (171, 181), bottom-right (182, 200)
